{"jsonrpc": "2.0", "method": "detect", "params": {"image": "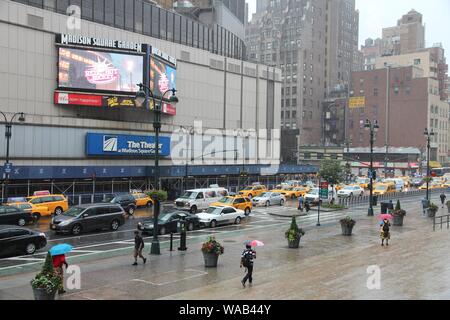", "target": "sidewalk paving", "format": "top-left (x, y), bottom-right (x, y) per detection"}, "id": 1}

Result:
top-left (1, 197), bottom-right (450, 300)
